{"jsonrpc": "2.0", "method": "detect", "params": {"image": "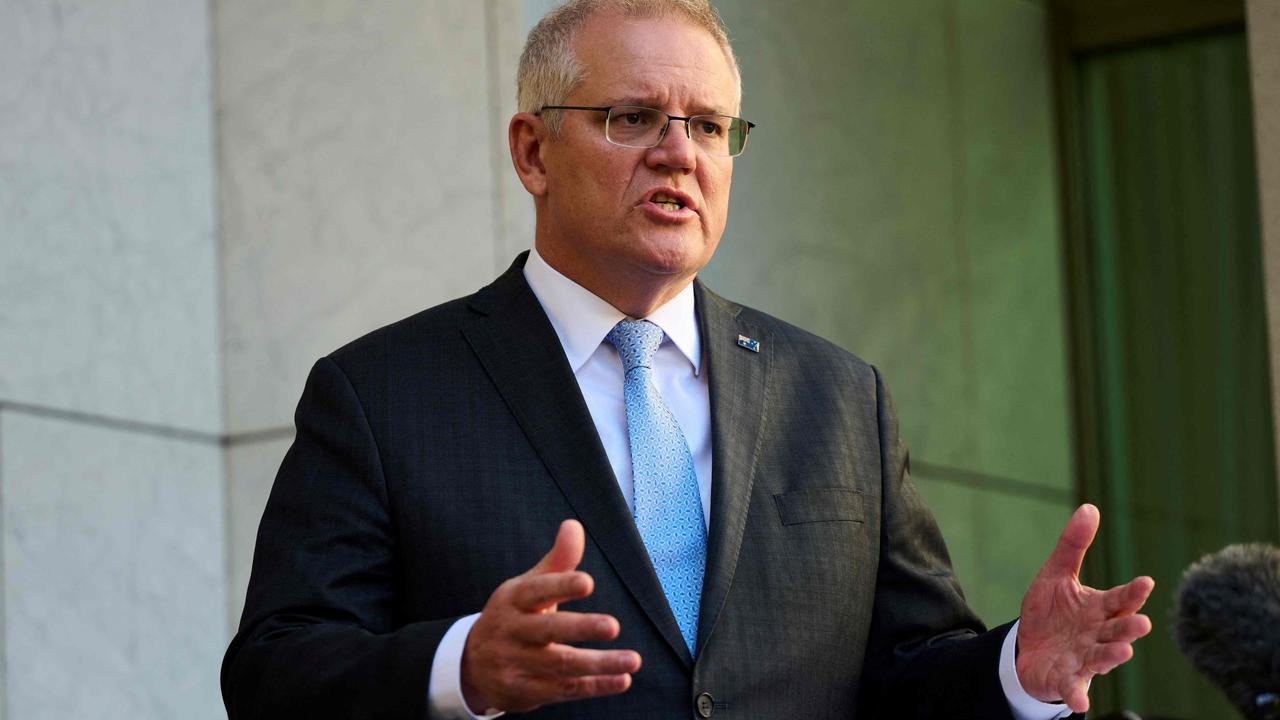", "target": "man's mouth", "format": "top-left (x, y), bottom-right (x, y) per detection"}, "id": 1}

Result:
top-left (651, 192), bottom-right (686, 211)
